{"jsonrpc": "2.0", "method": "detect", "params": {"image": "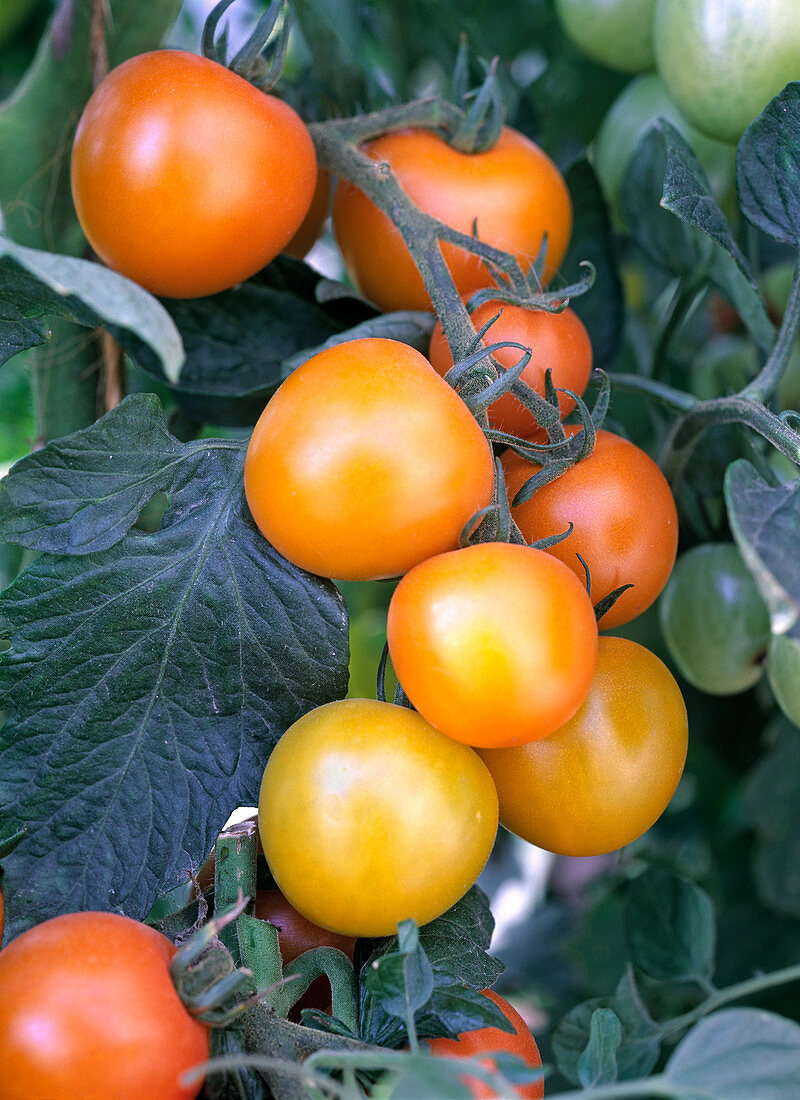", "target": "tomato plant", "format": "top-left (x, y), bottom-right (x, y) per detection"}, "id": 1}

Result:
top-left (244, 337), bottom-right (495, 580)
top-left (478, 637), bottom-right (688, 856)
top-left (70, 50), bottom-right (317, 298)
top-left (653, 0), bottom-right (800, 143)
top-left (659, 543), bottom-right (770, 694)
top-left (332, 126), bottom-right (572, 312)
top-left (387, 541), bottom-right (599, 747)
top-left (257, 698), bottom-right (499, 937)
top-left (427, 988), bottom-right (544, 1099)
top-left (0, 911), bottom-right (209, 1100)
top-left (555, 0), bottom-right (658, 73)
top-left (502, 427), bottom-right (679, 628)
top-left (428, 300), bottom-right (593, 439)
